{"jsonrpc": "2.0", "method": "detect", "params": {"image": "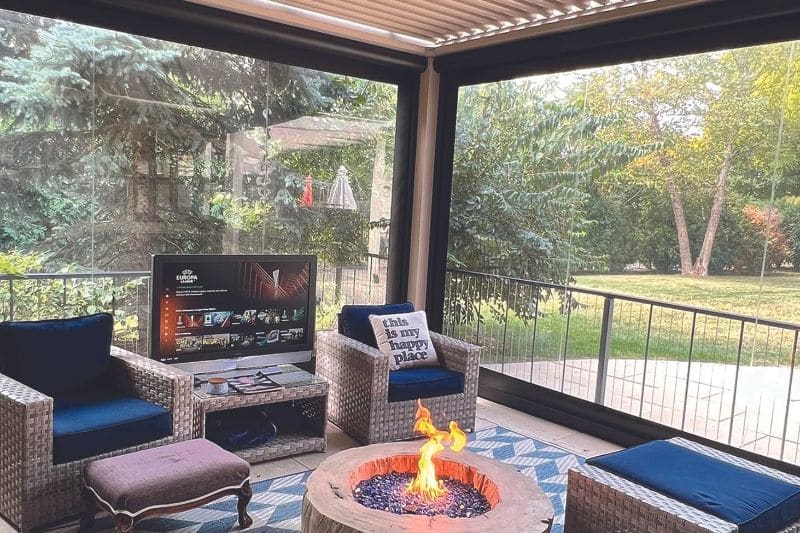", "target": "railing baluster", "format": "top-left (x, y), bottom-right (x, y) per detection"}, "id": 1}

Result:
top-left (111, 277), bottom-right (117, 317)
top-left (781, 330), bottom-right (799, 460)
top-left (8, 279), bottom-right (14, 321)
top-left (595, 296), bottom-right (614, 405)
top-left (351, 267), bottom-right (357, 303)
top-left (560, 289), bottom-right (573, 394)
top-left (728, 321), bottom-right (747, 445)
top-left (500, 279), bottom-right (511, 374)
top-left (638, 304), bottom-right (654, 418)
top-left (528, 285), bottom-right (540, 384)
top-left (474, 275), bottom-right (483, 346)
top-left (446, 272), bottom-right (456, 336)
top-left (681, 312), bottom-right (698, 431)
